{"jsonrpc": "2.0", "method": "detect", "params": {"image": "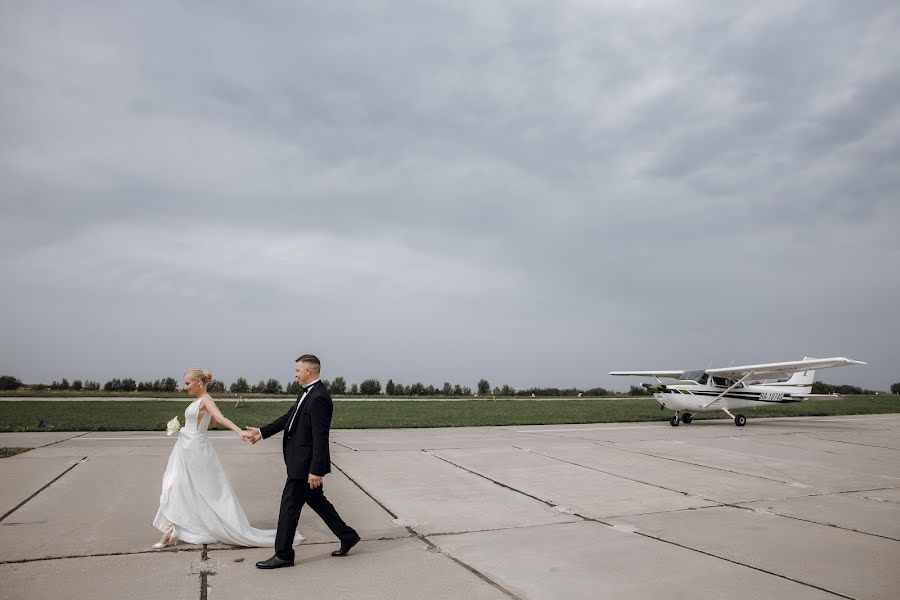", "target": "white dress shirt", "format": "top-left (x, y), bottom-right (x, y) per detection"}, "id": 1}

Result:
top-left (287, 379), bottom-right (320, 433)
